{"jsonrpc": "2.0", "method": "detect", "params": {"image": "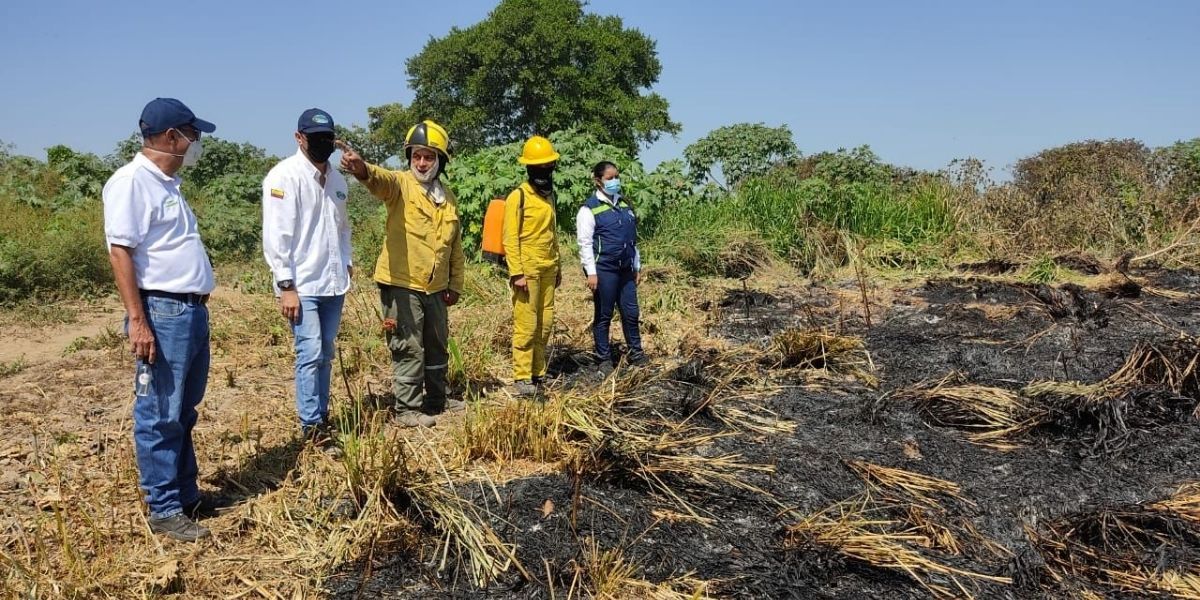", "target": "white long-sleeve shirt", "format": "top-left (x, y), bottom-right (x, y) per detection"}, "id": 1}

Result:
top-left (262, 150), bottom-right (352, 296)
top-left (575, 191), bottom-right (641, 276)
